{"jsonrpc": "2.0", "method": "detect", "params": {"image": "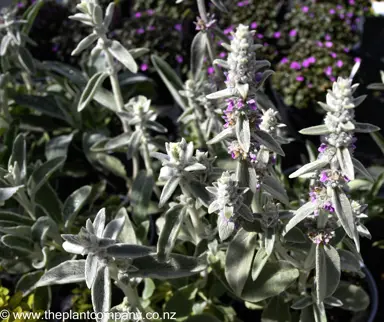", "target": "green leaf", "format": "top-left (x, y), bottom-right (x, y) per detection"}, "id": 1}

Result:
top-left (27, 157), bottom-right (65, 198)
top-left (165, 284), bottom-right (197, 319)
top-left (333, 281), bottom-right (369, 312)
top-left (370, 131), bottom-right (384, 155)
top-left (63, 185), bottom-right (92, 227)
top-left (16, 271), bottom-right (43, 296)
top-left (33, 286), bottom-right (51, 311)
top-left (35, 183), bottom-right (63, 223)
top-left (129, 254), bottom-right (206, 279)
top-left (261, 296), bottom-right (291, 322)
top-left (12, 94), bottom-right (67, 121)
top-left (352, 158), bottom-right (373, 182)
top-left (217, 214), bottom-right (235, 241)
top-left (151, 55), bottom-right (187, 110)
top-left (72, 33), bottom-right (98, 56)
top-left (78, 72), bottom-right (109, 112)
top-left (104, 132), bottom-right (131, 150)
top-left (262, 175), bottom-right (290, 205)
top-left (0, 210), bottom-right (34, 225)
top-left (9, 133), bottom-right (26, 183)
top-left (253, 130), bottom-right (285, 156)
top-left (17, 47), bottom-right (35, 74)
top-left (236, 114), bottom-right (251, 152)
top-left (354, 122), bottom-right (380, 133)
top-left (109, 40), bottom-right (138, 73)
top-left (1, 235), bottom-right (33, 253)
top-left (36, 260), bottom-right (85, 287)
top-left (22, 0), bottom-right (44, 35)
top-left (331, 188), bottom-right (359, 252)
top-left (225, 229), bottom-right (257, 296)
top-left (142, 278), bottom-right (155, 300)
top-left (92, 265), bottom-right (111, 322)
top-left (95, 153), bottom-right (126, 178)
top-left (157, 204), bottom-right (186, 261)
top-left (251, 247), bottom-right (270, 281)
top-left (337, 148), bottom-right (354, 180)
top-left (0, 186), bottom-right (24, 201)
top-left (299, 125), bottom-right (330, 136)
top-left (45, 133), bottom-right (74, 161)
top-left (289, 160), bottom-right (329, 179)
top-left (291, 296), bottom-right (313, 310)
top-left (115, 207), bottom-right (136, 244)
top-left (315, 244), bottom-right (340, 303)
top-left (126, 130), bottom-right (143, 160)
top-left (338, 249), bottom-right (360, 272)
top-left (159, 176), bottom-right (180, 208)
top-left (191, 31), bottom-right (208, 80)
top-left (106, 244), bottom-right (154, 259)
top-left (207, 127), bottom-right (234, 145)
top-left (241, 261), bottom-right (299, 302)
top-left (131, 171), bottom-right (154, 218)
